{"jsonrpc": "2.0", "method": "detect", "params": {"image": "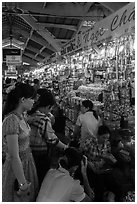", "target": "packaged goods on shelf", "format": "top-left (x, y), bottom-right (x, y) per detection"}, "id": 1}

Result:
top-left (75, 84), bottom-right (106, 101)
top-left (103, 80), bottom-right (134, 122)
